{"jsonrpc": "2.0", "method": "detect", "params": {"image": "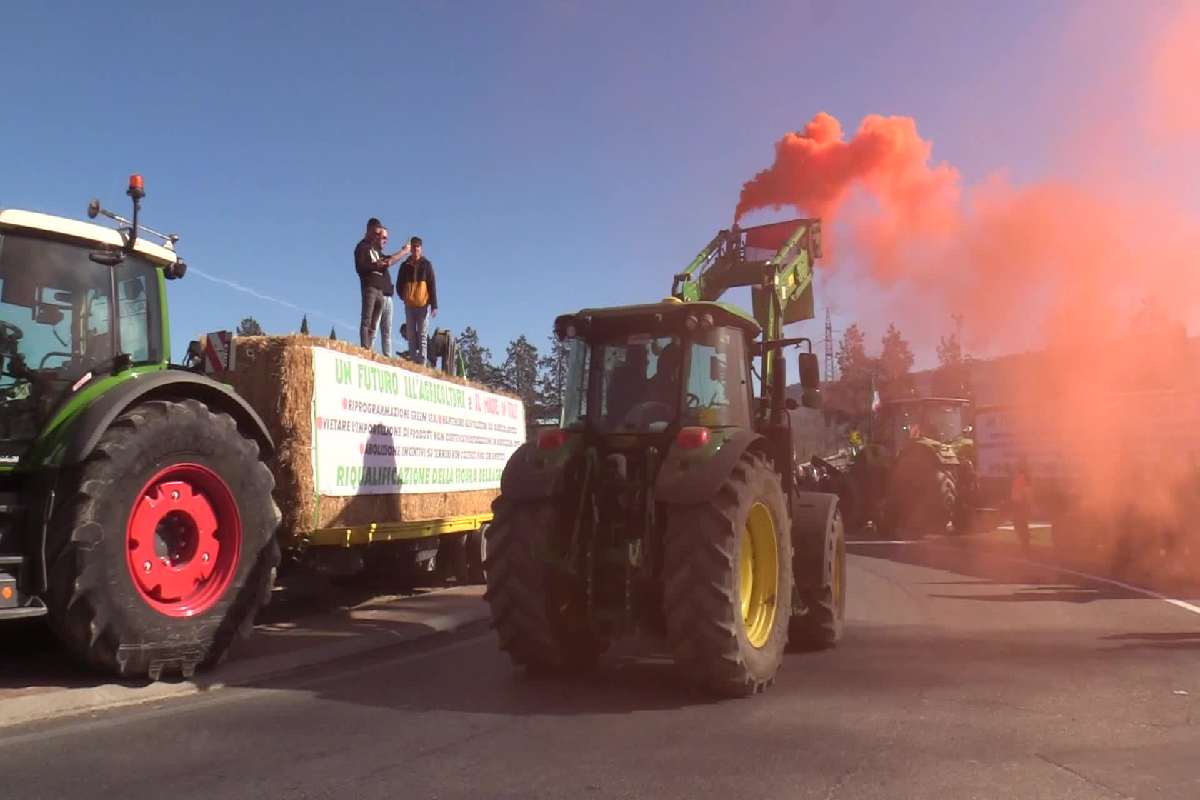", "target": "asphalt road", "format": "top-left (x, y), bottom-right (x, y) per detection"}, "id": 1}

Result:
top-left (3, 540), bottom-right (1199, 800)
